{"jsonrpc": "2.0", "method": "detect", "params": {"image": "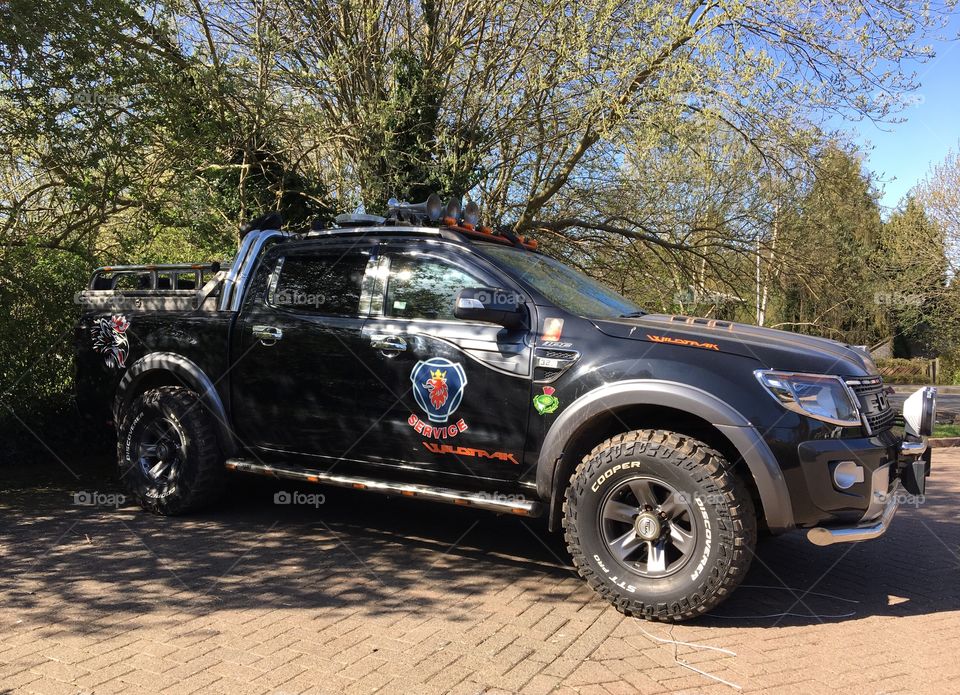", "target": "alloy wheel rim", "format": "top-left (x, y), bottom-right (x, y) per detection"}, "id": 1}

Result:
top-left (137, 417), bottom-right (185, 486)
top-left (598, 475), bottom-right (698, 578)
